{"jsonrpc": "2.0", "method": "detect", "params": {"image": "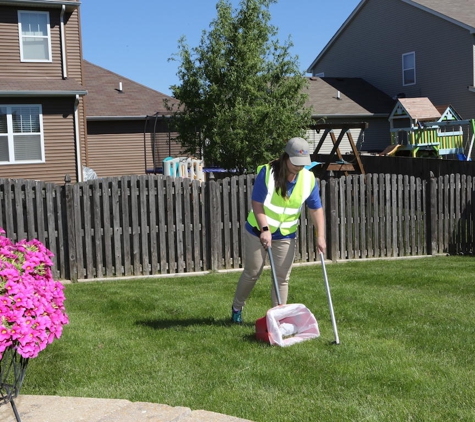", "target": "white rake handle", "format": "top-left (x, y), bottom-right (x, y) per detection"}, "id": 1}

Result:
top-left (320, 252), bottom-right (340, 345)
